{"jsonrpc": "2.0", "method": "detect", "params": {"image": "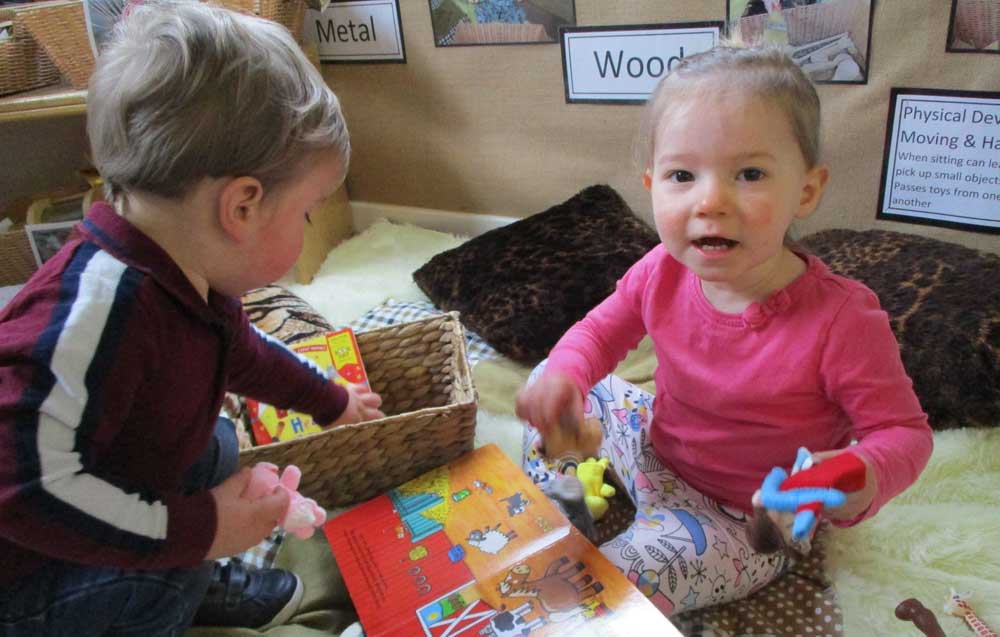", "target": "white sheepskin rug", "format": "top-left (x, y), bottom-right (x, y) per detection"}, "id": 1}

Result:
top-left (287, 219), bottom-right (466, 328)
top-left (825, 427), bottom-right (1000, 636)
